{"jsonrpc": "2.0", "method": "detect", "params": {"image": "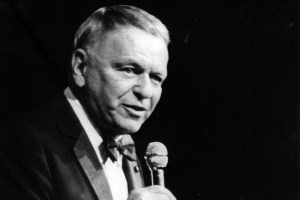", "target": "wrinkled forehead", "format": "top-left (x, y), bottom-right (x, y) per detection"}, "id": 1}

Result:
top-left (87, 25), bottom-right (168, 50)
top-left (88, 26), bottom-right (169, 59)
